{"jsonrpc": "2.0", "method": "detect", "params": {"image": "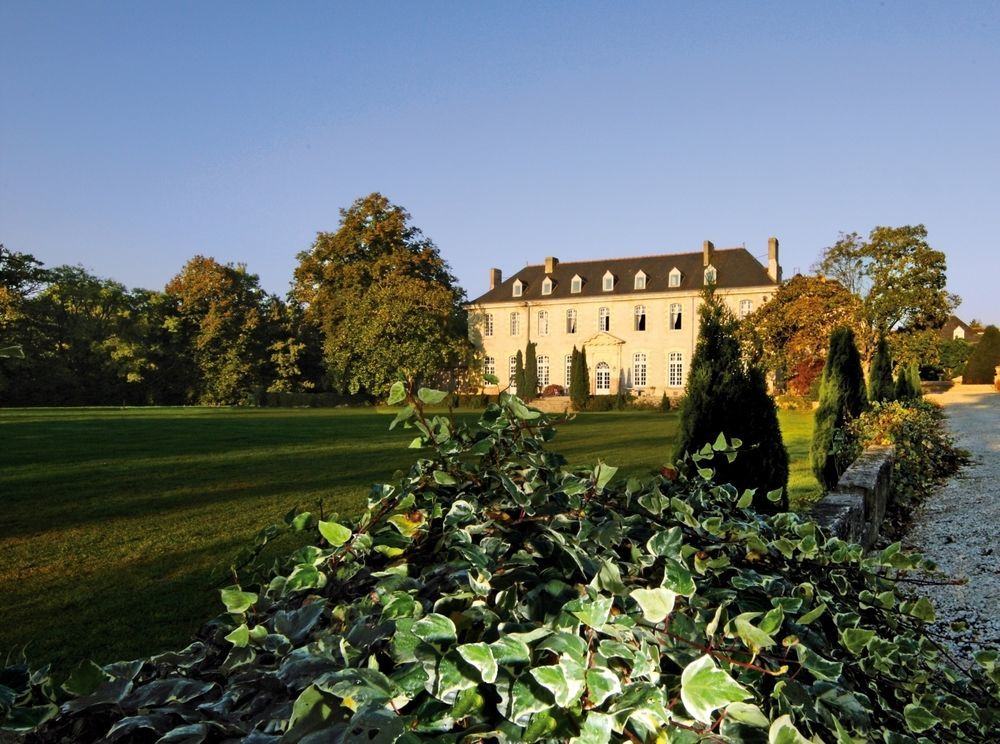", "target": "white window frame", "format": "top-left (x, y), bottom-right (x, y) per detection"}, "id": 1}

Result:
top-left (484, 313), bottom-right (494, 337)
top-left (704, 266), bottom-right (717, 284)
top-left (602, 271), bottom-right (615, 292)
top-left (598, 306), bottom-right (610, 332)
top-left (509, 356), bottom-right (518, 391)
top-left (566, 308), bottom-right (577, 334)
top-left (634, 304), bottom-right (646, 331)
top-left (564, 354), bottom-right (573, 387)
top-left (669, 267), bottom-right (682, 287)
top-left (669, 303), bottom-right (682, 331)
top-left (537, 310), bottom-right (549, 336)
top-left (571, 275), bottom-right (582, 294)
top-left (509, 311), bottom-right (520, 336)
top-left (537, 355), bottom-right (550, 388)
top-left (541, 277), bottom-right (553, 295)
top-left (739, 299), bottom-right (753, 319)
top-left (596, 362), bottom-right (611, 395)
top-left (633, 352), bottom-right (647, 388)
top-left (634, 271), bottom-right (647, 290)
top-left (484, 356), bottom-right (496, 379)
top-left (512, 279), bottom-right (523, 297)
top-left (668, 351), bottom-right (684, 388)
